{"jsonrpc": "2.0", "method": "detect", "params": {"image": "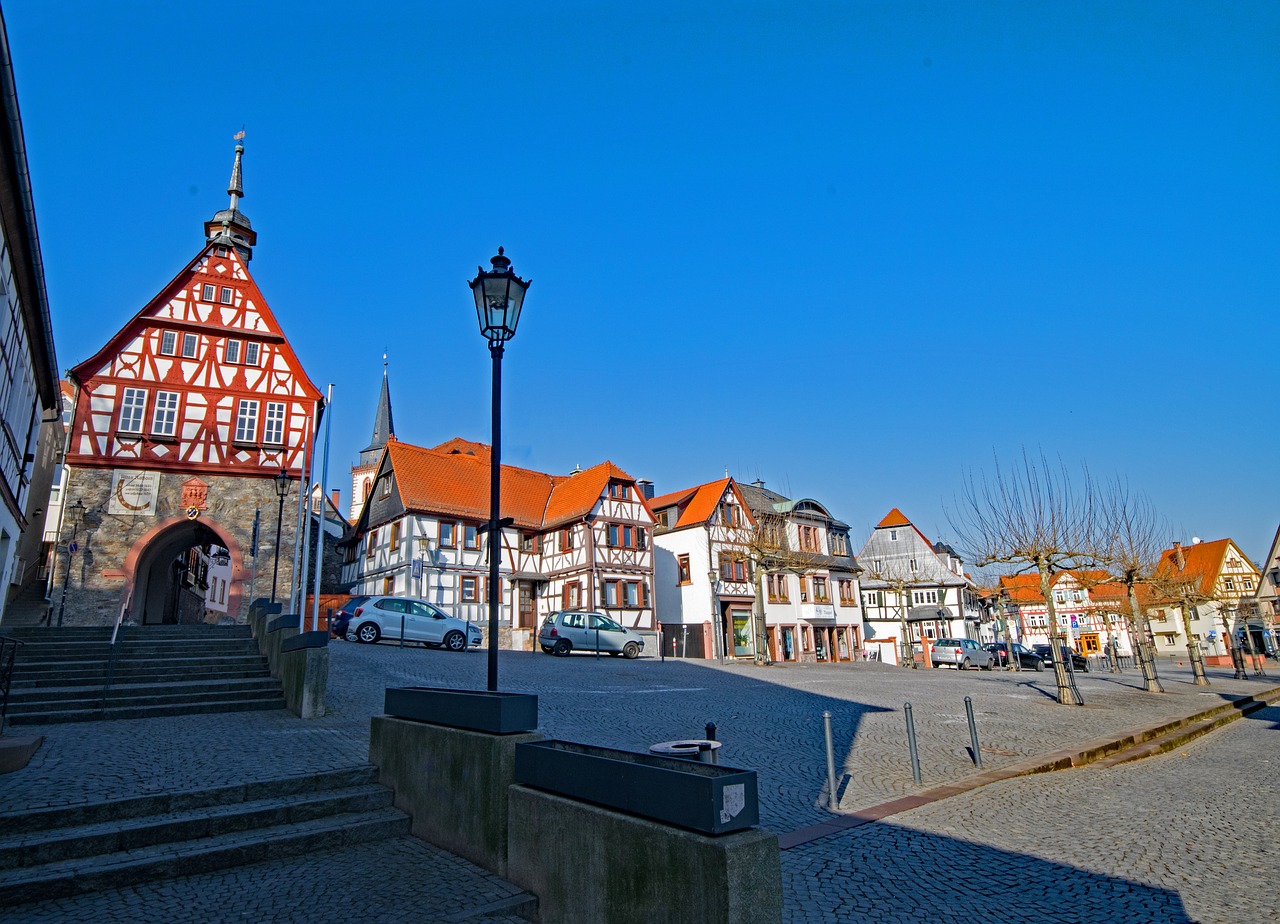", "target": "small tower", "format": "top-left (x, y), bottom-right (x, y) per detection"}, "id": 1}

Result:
top-left (202, 141), bottom-right (257, 262)
top-left (350, 358), bottom-right (396, 521)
